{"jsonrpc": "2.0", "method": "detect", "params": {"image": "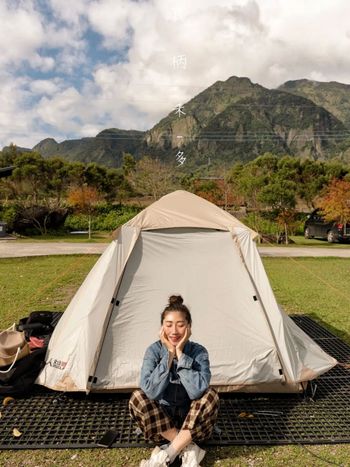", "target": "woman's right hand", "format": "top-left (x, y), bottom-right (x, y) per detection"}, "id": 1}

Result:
top-left (159, 327), bottom-right (176, 354)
